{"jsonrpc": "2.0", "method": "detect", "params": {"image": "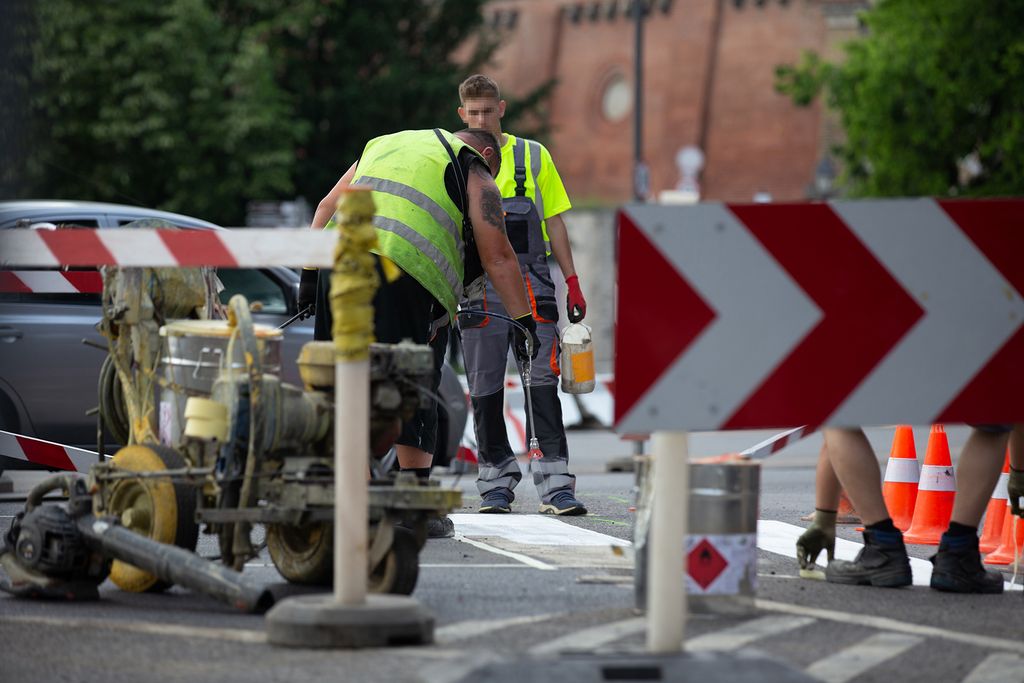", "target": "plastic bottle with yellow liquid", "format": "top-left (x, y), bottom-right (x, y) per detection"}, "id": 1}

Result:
top-left (559, 322), bottom-right (595, 394)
